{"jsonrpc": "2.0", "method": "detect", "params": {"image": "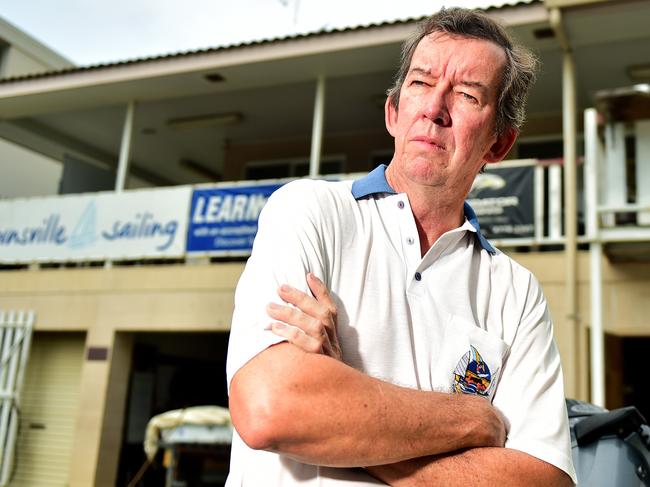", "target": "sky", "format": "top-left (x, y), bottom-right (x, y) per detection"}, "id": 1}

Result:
top-left (0, 0), bottom-right (493, 66)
